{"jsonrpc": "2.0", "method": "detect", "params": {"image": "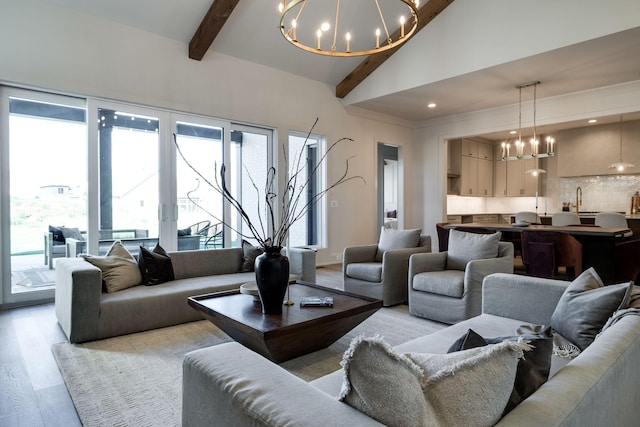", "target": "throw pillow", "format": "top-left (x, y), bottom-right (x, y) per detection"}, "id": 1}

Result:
top-left (138, 243), bottom-right (175, 286)
top-left (374, 227), bottom-right (421, 262)
top-left (338, 335), bottom-right (429, 426)
top-left (447, 326), bottom-right (553, 414)
top-left (82, 240), bottom-right (142, 293)
top-left (447, 229), bottom-right (501, 271)
top-left (406, 341), bottom-right (528, 427)
top-left (240, 239), bottom-right (264, 272)
top-left (49, 225), bottom-right (65, 243)
top-left (177, 227), bottom-right (191, 237)
top-left (339, 335), bottom-right (528, 427)
top-left (551, 267), bottom-right (633, 351)
top-left (60, 226), bottom-right (85, 242)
